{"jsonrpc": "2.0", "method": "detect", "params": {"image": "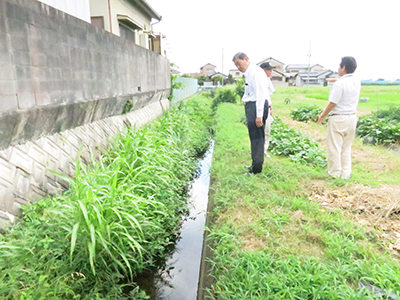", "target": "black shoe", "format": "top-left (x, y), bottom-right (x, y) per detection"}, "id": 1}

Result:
top-left (244, 165), bottom-right (253, 176)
